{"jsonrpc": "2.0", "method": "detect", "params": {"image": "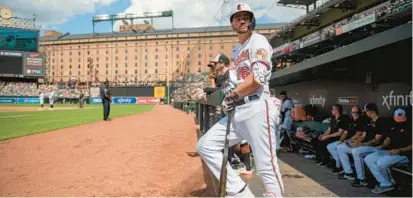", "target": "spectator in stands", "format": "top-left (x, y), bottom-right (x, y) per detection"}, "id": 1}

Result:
top-left (336, 106), bottom-right (370, 180)
top-left (365, 107), bottom-right (412, 194)
top-left (311, 104), bottom-right (348, 170)
top-left (350, 103), bottom-right (391, 187)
